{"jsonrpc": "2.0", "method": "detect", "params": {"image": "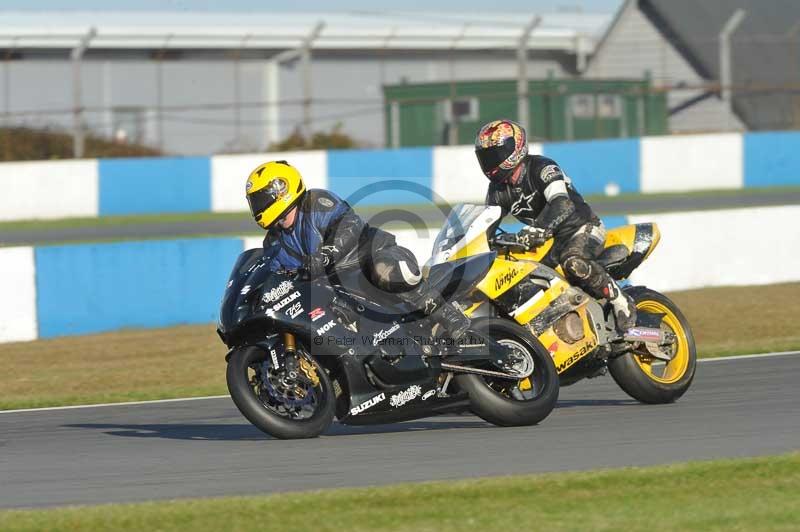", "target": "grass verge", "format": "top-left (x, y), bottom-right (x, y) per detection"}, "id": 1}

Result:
top-left (1, 452), bottom-right (799, 531)
top-left (1, 282), bottom-right (798, 410)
